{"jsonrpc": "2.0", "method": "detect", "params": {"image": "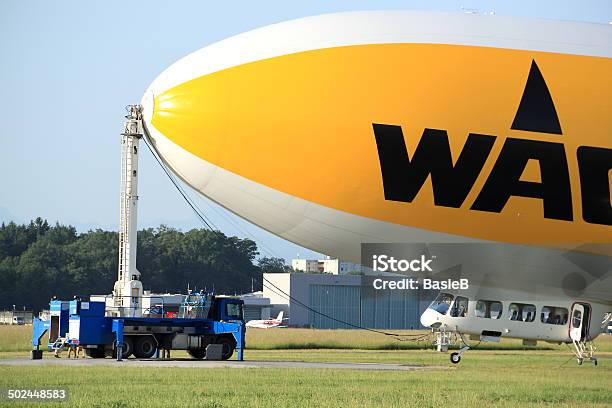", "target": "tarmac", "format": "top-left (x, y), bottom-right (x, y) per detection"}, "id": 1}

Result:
top-left (0, 357), bottom-right (442, 371)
